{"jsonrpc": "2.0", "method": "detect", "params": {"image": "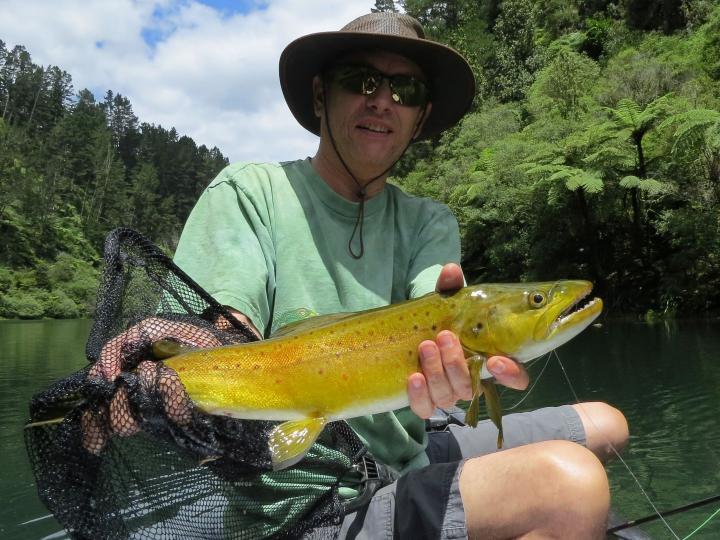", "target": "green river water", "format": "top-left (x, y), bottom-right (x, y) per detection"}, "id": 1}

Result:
top-left (1, 318), bottom-right (719, 539)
